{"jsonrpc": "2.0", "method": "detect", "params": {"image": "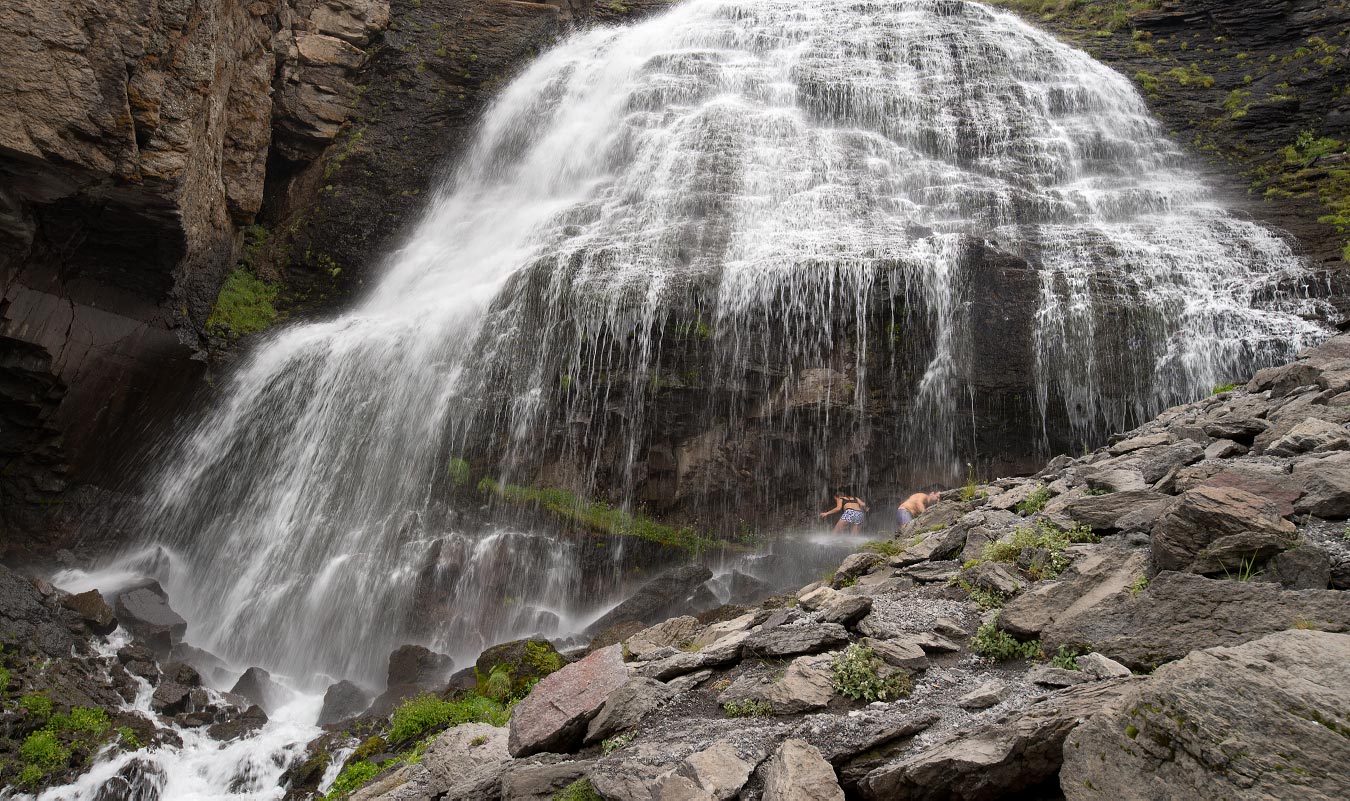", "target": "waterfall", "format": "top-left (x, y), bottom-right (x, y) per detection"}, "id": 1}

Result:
top-left (122, 0), bottom-right (1329, 688)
